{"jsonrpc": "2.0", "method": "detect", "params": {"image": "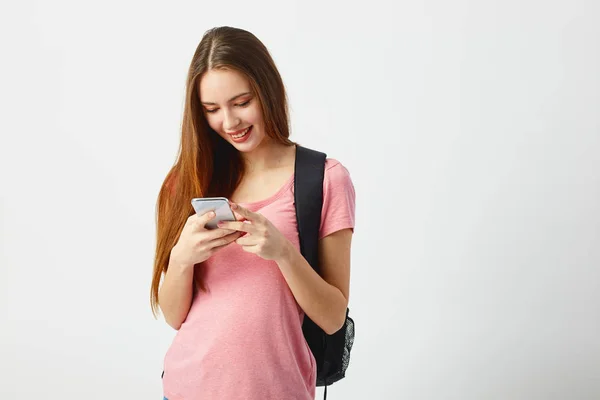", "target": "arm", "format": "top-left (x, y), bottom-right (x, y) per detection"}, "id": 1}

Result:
top-left (276, 228), bottom-right (352, 335)
top-left (157, 210), bottom-right (242, 330)
top-left (158, 258), bottom-right (195, 330)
